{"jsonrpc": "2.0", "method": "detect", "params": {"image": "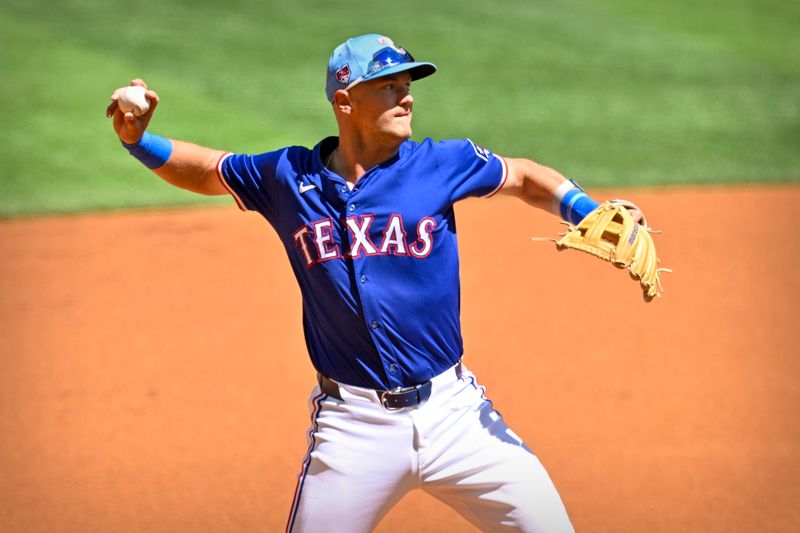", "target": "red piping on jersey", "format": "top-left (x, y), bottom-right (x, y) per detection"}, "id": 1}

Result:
top-left (215, 152), bottom-right (247, 211)
top-left (484, 156), bottom-right (509, 198)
